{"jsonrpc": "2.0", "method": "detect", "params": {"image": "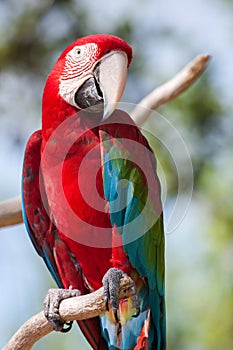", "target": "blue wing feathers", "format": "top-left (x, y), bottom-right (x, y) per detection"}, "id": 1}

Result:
top-left (100, 118), bottom-right (166, 349)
